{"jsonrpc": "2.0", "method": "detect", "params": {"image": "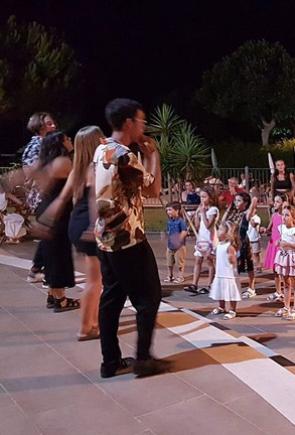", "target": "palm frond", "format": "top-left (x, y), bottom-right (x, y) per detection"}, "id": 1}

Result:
top-left (167, 122), bottom-right (210, 180)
